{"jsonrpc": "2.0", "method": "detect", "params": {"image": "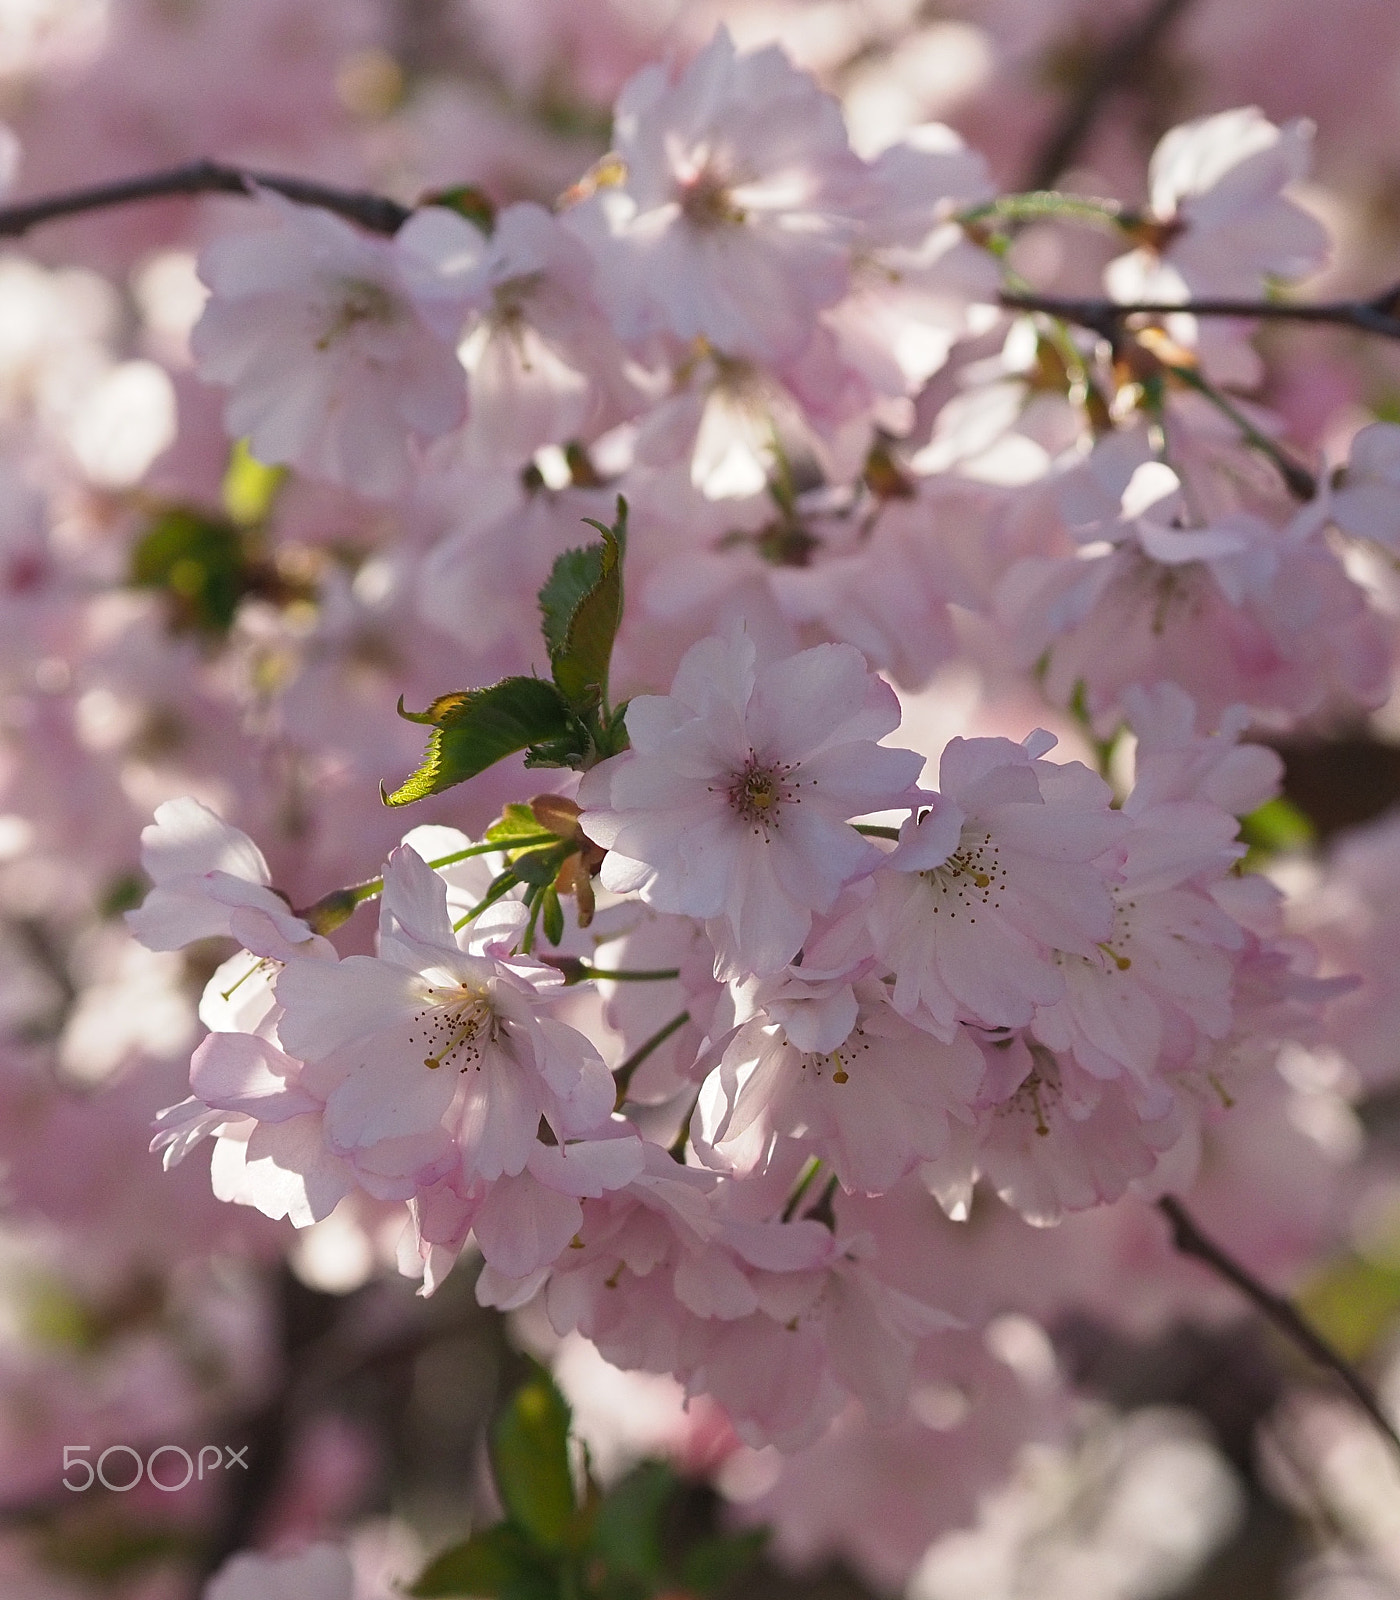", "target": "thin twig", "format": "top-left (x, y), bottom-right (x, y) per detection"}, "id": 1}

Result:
top-left (1158, 1196), bottom-right (1400, 1458)
top-left (1027, 0), bottom-right (1198, 190)
top-left (0, 159), bottom-right (411, 239)
top-left (1000, 288), bottom-right (1400, 342)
